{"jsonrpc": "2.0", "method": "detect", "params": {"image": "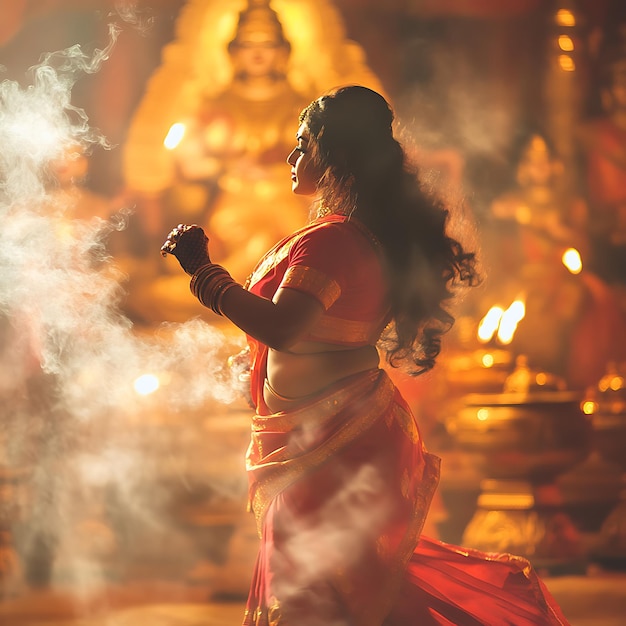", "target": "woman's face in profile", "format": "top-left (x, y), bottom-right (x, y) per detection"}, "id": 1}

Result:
top-left (286, 123), bottom-right (322, 196)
